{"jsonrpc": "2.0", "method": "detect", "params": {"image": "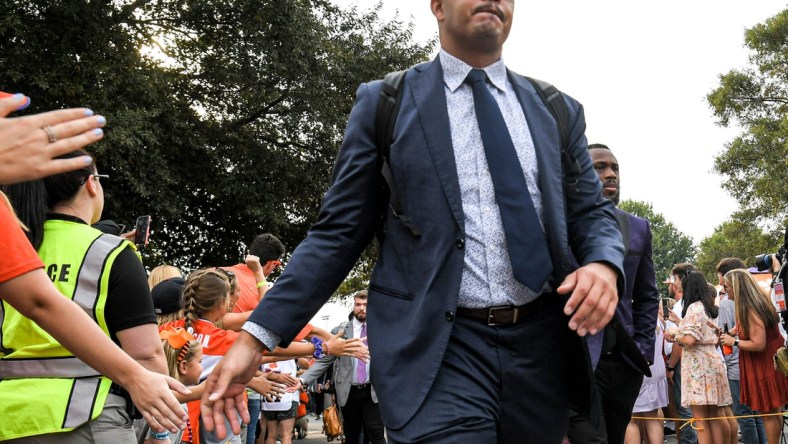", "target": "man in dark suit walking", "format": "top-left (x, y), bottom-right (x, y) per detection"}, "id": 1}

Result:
top-left (202, 1), bottom-right (626, 443)
top-left (567, 143), bottom-right (659, 443)
top-left (298, 291), bottom-right (385, 444)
